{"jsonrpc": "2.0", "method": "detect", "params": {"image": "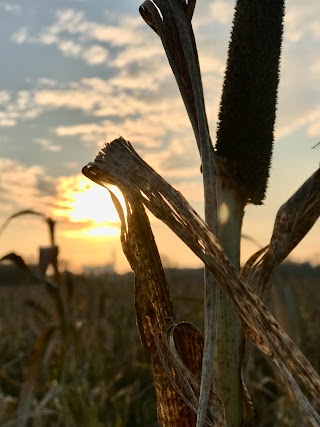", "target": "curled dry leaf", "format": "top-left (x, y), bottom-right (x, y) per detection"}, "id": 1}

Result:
top-left (139, 0), bottom-right (210, 154)
top-left (247, 168), bottom-right (320, 297)
top-left (83, 137), bottom-right (320, 425)
top-left (107, 186), bottom-right (222, 425)
top-left (240, 245), bottom-right (268, 281)
top-left (157, 320), bottom-right (226, 426)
